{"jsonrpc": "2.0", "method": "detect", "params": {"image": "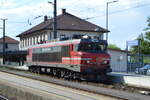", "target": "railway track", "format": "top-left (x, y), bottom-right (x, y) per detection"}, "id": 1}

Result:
top-left (0, 69), bottom-right (121, 100)
top-left (0, 95), bottom-right (9, 100)
top-left (0, 66), bottom-right (150, 100)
